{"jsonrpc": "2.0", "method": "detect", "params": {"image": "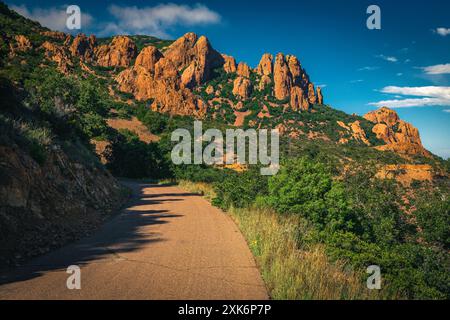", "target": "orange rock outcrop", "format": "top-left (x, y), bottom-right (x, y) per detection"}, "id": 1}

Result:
top-left (273, 53), bottom-right (292, 100)
top-left (290, 86), bottom-right (309, 111)
top-left (237, 62), bottom-right (251, 78)
top-left (256, 53), bottom-right (273, 76)
top-left (70, 33), bottom-right (96, 61)
top-left (364, 107), bottom-right (430, 157)
top-left (95, 36), bottom-right (137, 67)
top-left (222, 54), bottom-right (237, 73)
top-left (233, 77), bottom-right (252, 99)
